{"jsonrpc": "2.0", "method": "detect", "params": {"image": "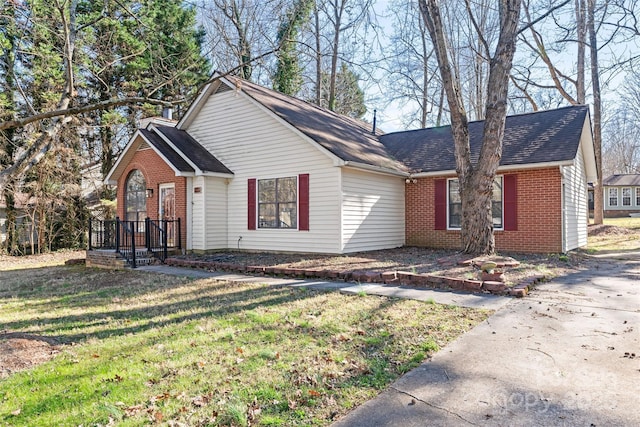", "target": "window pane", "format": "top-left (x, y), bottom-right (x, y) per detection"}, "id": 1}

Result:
top-left (636, 188), bottom-right (640, 206)
top-left (623, 188), bottom-right (631, 206)
top-left (279, 203), bottom-right (297, 228)
top-left (259, 203), bottom-right (276, 228)
top-left (277, 177), bottom-right (297, 202)
top-left (125, 170), bottom-right (146, 219)
top-left (259, 179), bottom-right (276, 203)
top-left (448, 179), bottom-right (461, 228)
top-left (492, 177), bottom-right (503, 228)
top-left (492, 201), bottom-right (503, 228)
top-left (609, 188), bottom-right (618, 206)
